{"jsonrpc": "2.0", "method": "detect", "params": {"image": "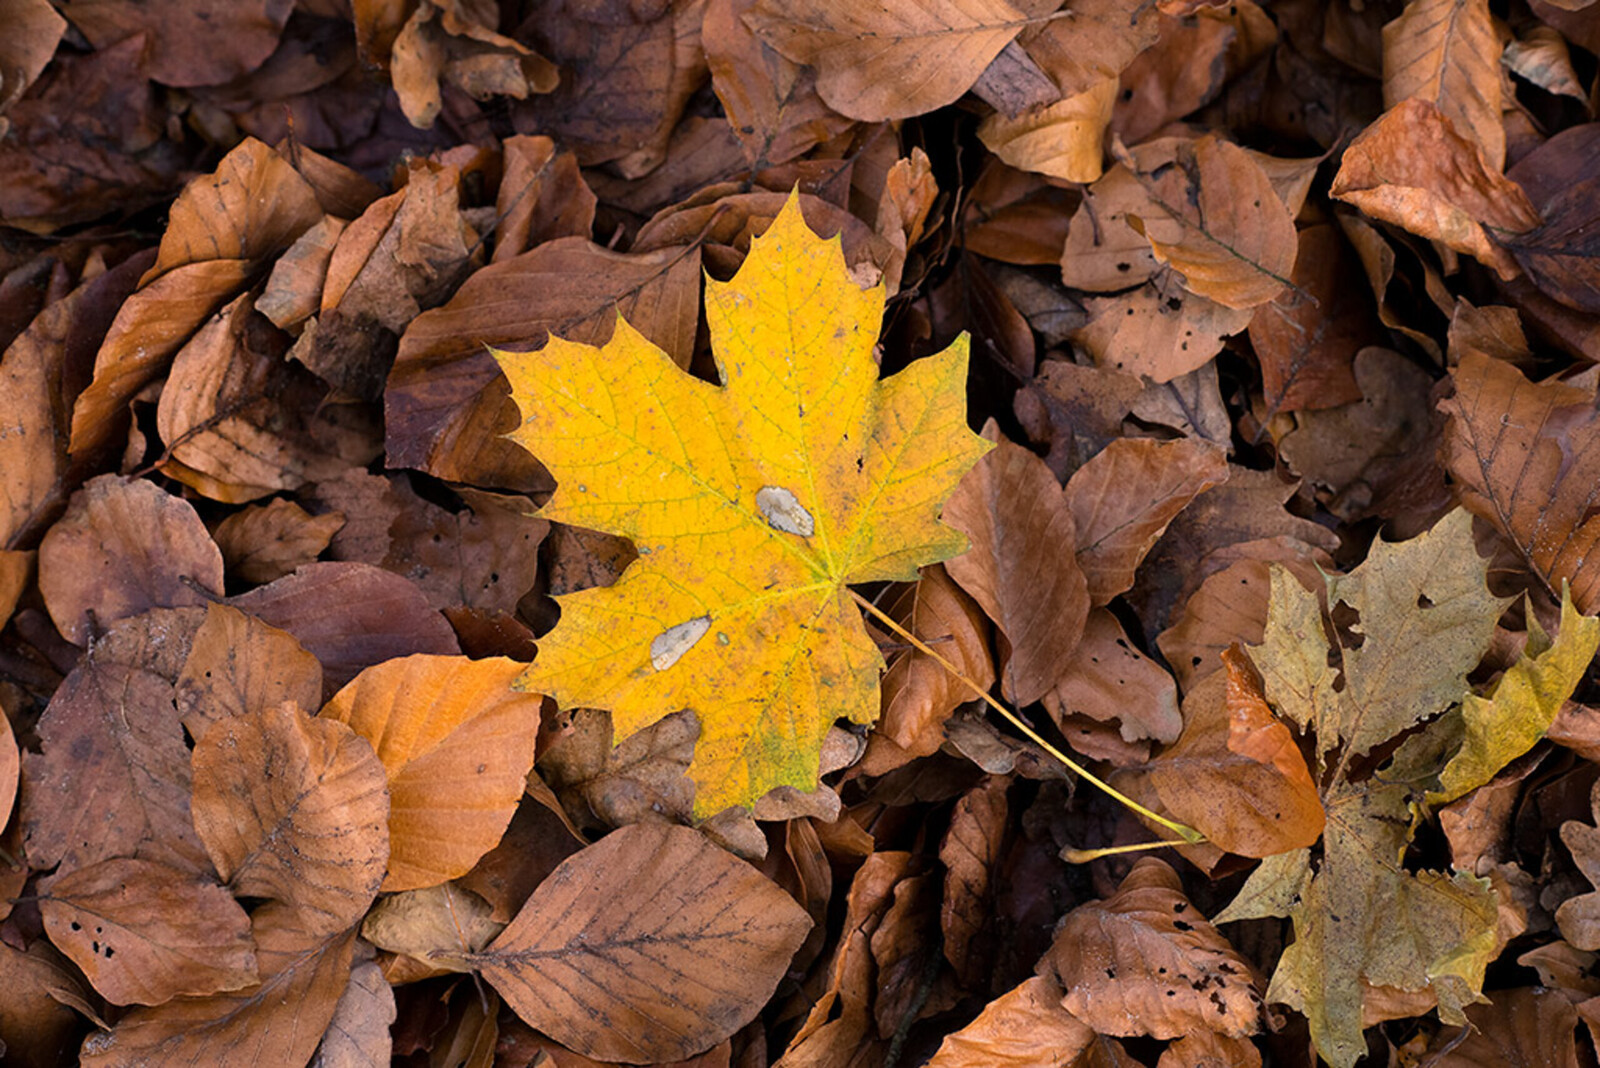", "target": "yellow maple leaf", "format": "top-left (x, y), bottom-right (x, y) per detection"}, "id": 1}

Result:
top-left (494, 195), bottom-right (992, 815)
